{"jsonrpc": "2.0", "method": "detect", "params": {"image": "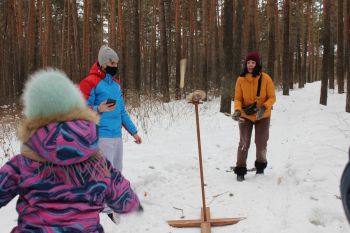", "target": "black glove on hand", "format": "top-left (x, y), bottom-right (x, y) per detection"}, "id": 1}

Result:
top-left (232, 110), bottom-right (241, 121)
top-left (138, 204), bottom-right (144, 212)
top-left (256, 106), bottom-right (266, 120)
